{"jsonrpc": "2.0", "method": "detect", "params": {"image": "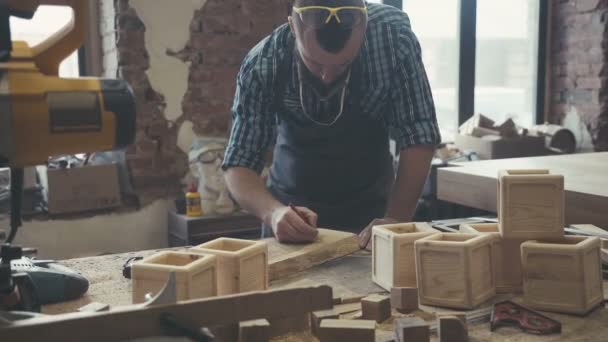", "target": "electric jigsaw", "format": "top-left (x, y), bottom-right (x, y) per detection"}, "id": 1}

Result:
top-left (0, 0), bottom-right (136, 311)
